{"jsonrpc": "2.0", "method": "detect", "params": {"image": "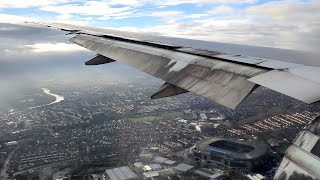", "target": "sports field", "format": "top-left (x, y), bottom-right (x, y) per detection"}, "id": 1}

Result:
top-left (129, 112), bottom-right (183, 123)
